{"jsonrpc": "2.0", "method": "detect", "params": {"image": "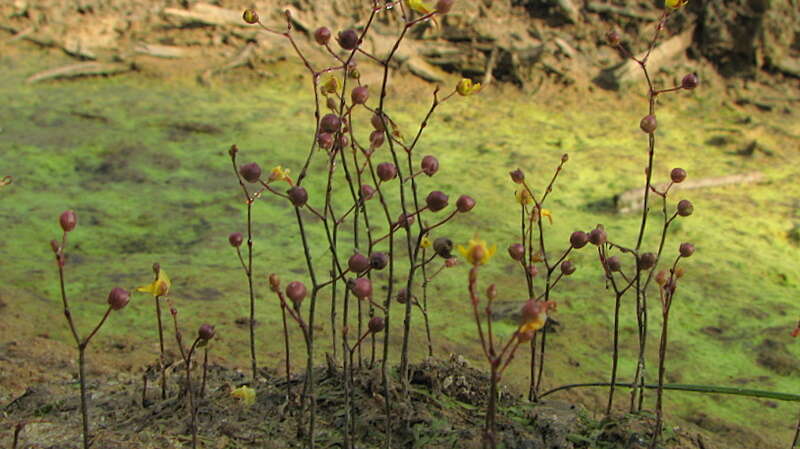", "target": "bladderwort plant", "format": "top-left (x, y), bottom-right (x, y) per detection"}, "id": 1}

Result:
top-left (602, 0), bottom-right (698, 418)
top-left (51, 210), bottom-right (132, 449)
top-left (228, 157), bottom-right (259, 381)
top-left (236, 1), bottom-right (472, 447)
top-left (137, 262), bottom-right (170, 400)
top-left (505, 157), bottom-right (577, 402)
top-left (459, 236), bottom-right (555, 449)
top-left (168, 301), bottom-right (215, 449)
